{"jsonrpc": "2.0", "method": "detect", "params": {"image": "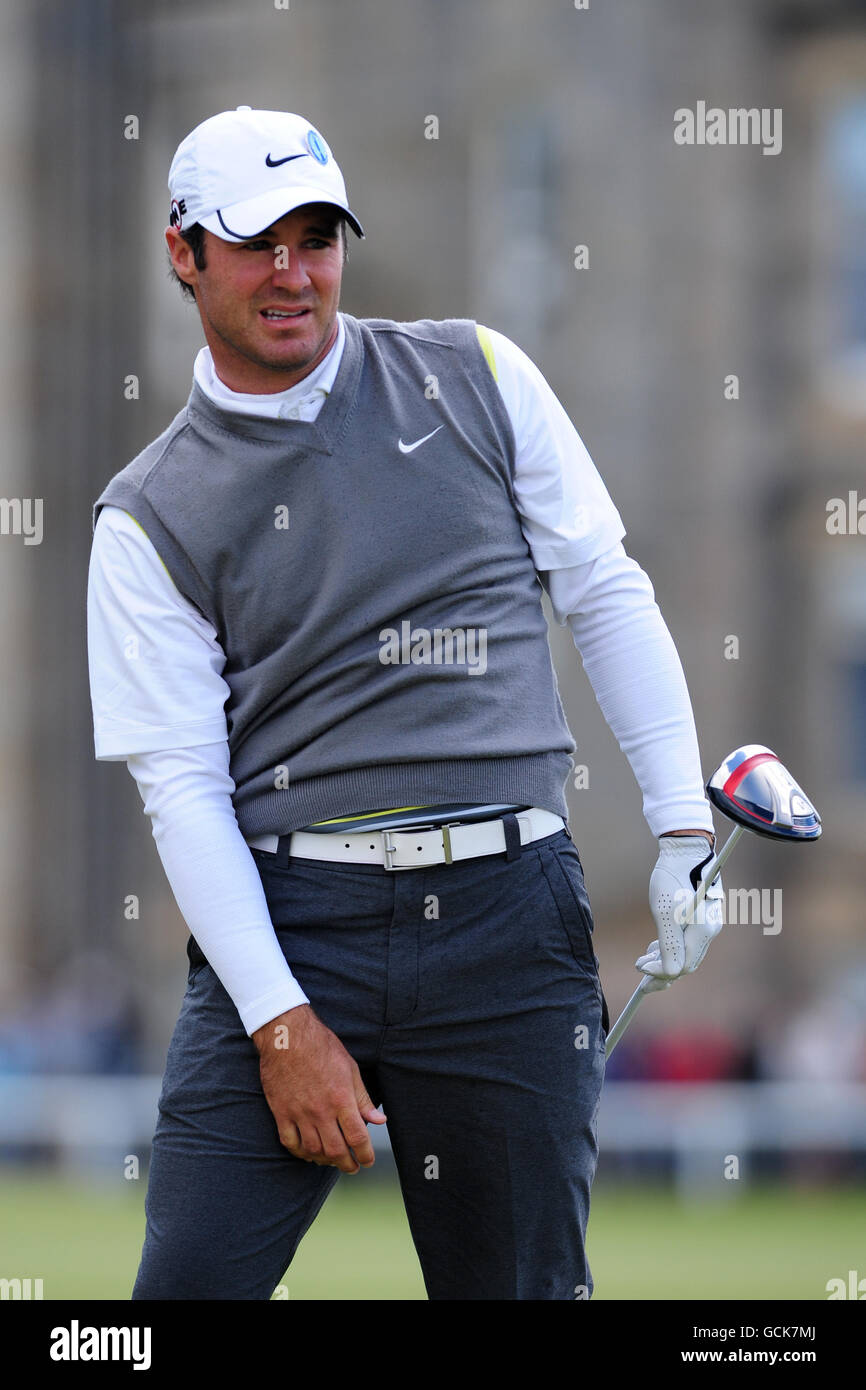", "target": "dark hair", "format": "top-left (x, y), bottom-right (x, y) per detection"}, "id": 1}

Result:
top-left (168, 216), bottom-right (348, 303)
top-left (169, 223), bottom-right (207, 302)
